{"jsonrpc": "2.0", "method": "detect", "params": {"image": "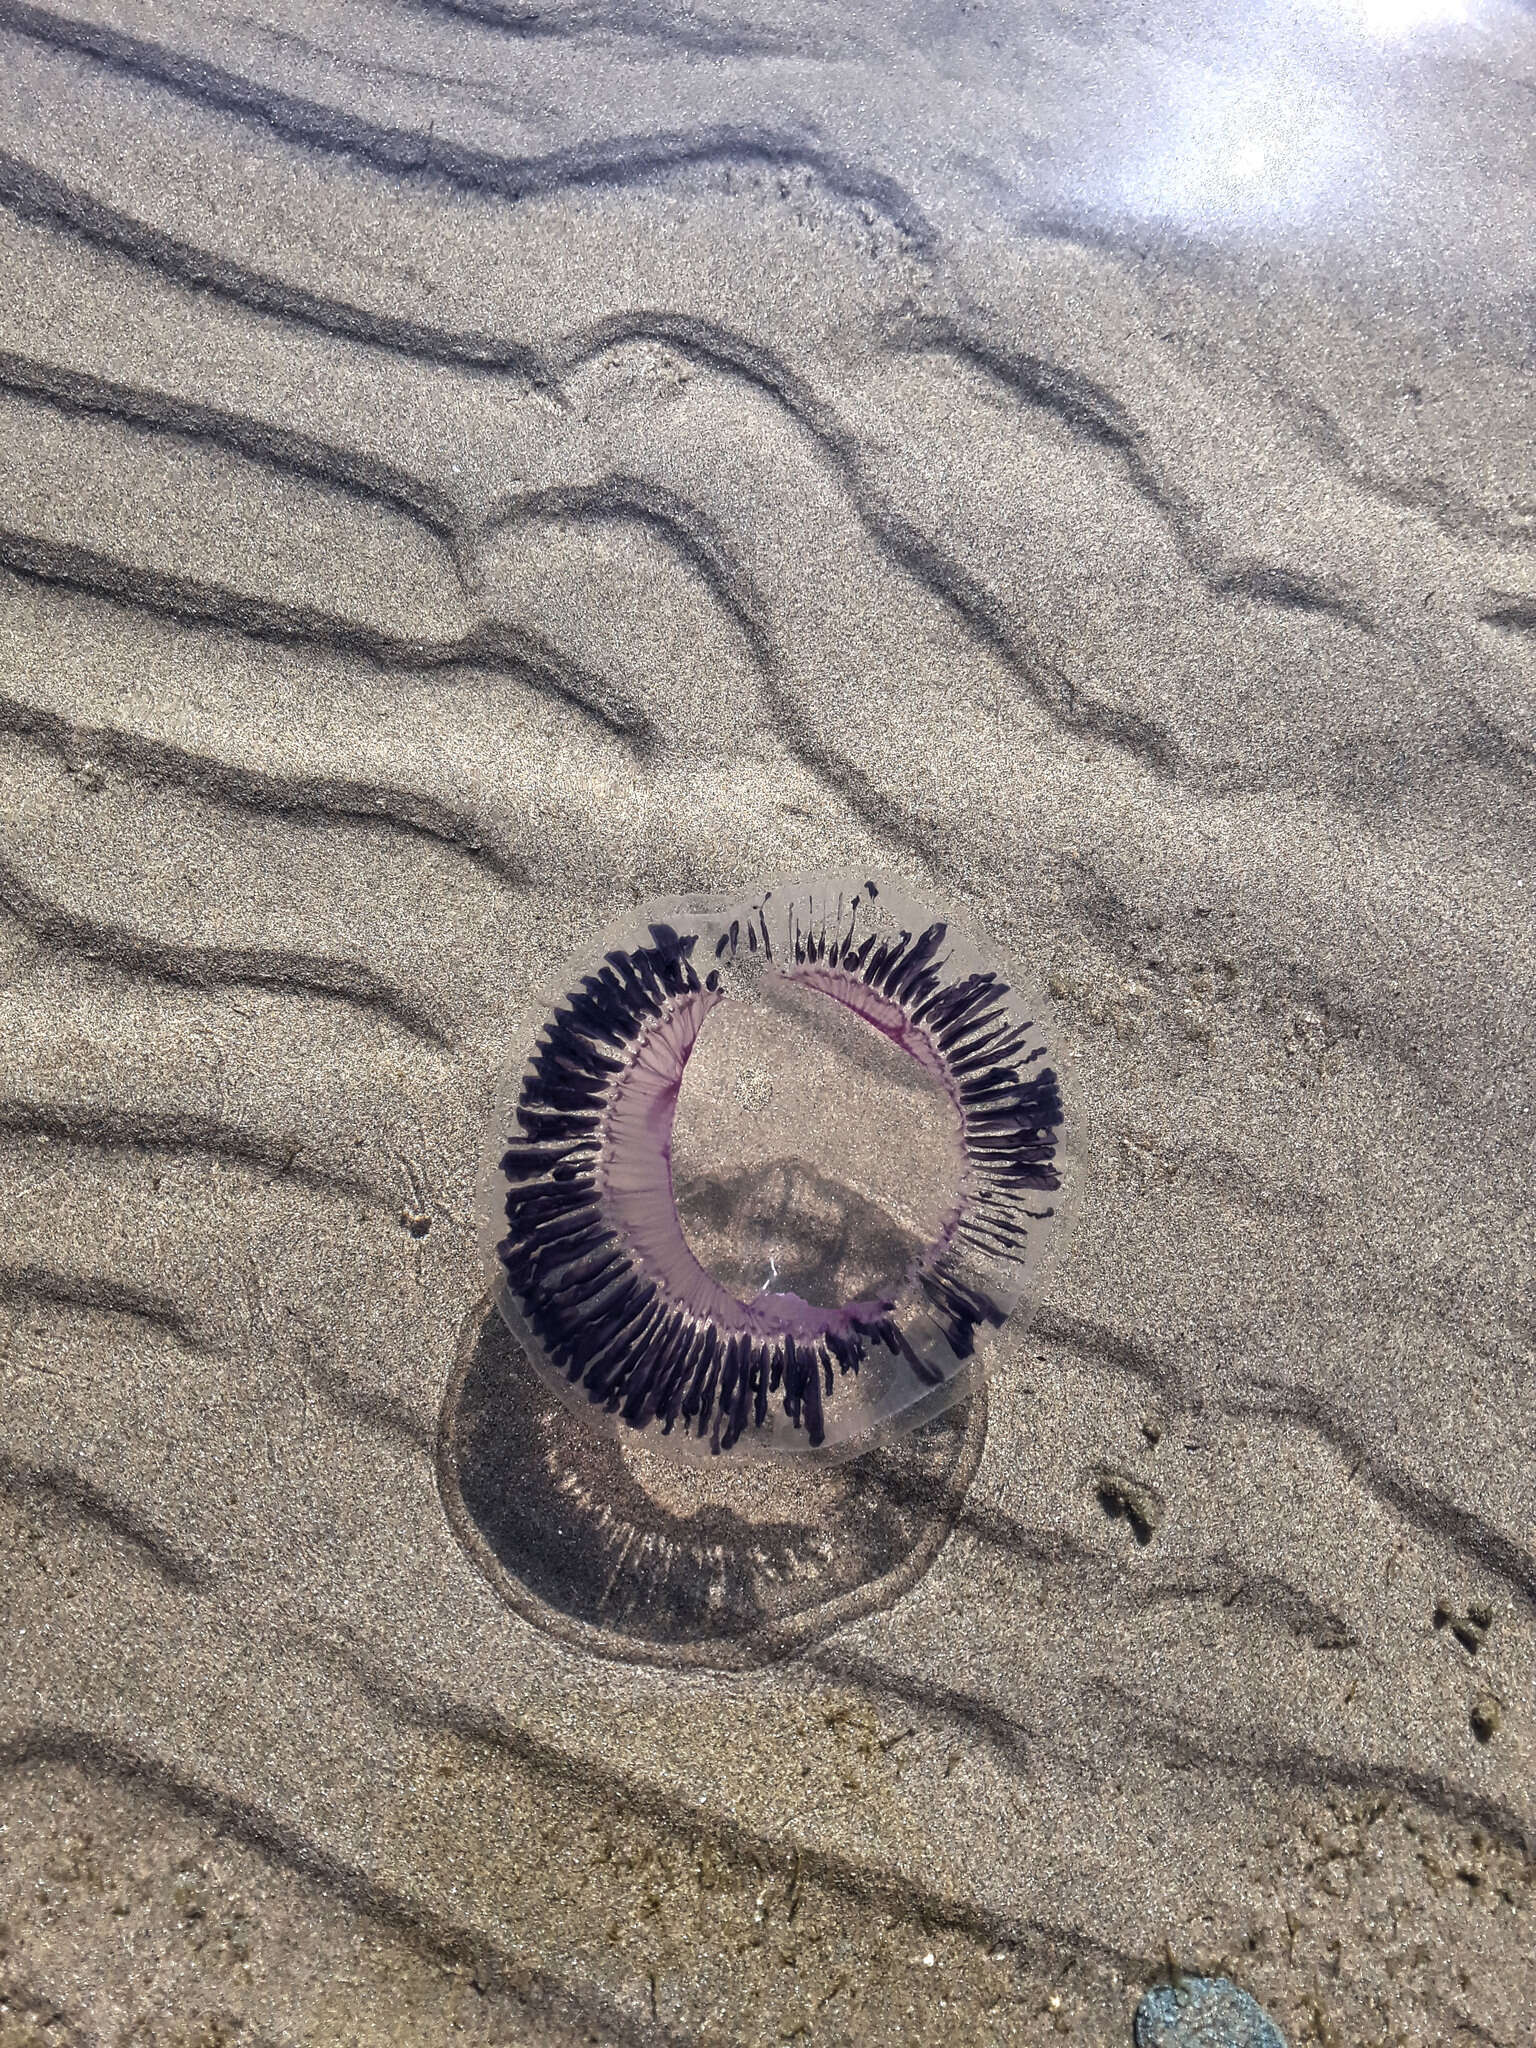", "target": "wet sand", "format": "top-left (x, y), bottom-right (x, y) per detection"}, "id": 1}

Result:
top-left (1, 0), bottom-right (1534, 2041)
